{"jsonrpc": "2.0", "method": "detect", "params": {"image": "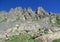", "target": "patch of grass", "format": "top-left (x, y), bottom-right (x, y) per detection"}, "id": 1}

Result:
top-left (52, 38), bottom-right (60, 42)
top-left (4, 33), bottom-right (39, 42)
top-left (55, 21), bottom-right (60, 25)
top-left (55, 15), bottom-right (60, 25)
top-left (0, 18), bottom-right (7, 23)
